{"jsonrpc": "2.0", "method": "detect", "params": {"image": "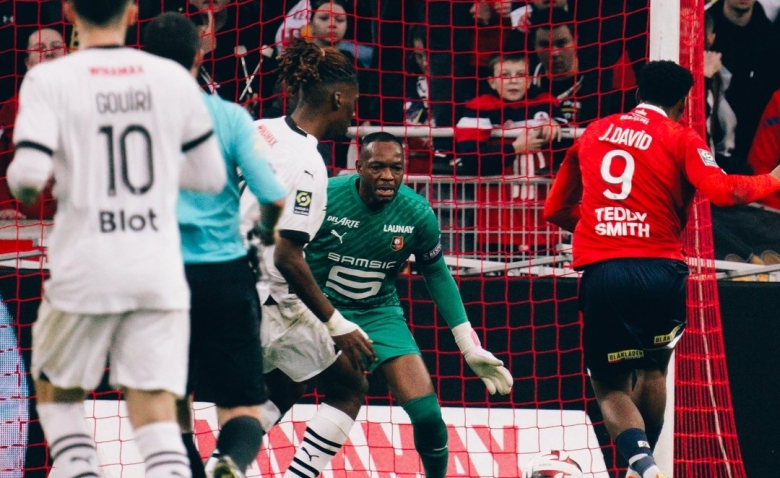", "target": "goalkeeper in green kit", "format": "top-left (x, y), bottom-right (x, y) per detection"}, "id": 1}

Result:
top-left (305, 131), bottom-right (513, 478)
